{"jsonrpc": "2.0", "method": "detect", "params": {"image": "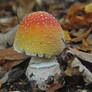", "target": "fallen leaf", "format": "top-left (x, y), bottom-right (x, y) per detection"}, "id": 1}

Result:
top-left (80, 46), bottom-right (92, 52)
top-left (71, 57), bottom-right (92, 83)
top-left (70, 28), bottom-right (86, 37)
top-left (71, 28), bottom-right (92, 42)
top-left (0, 80), bottom-right (2, 88)
top-left (0, 60), bottom-right (23, 71)
top-left (65, 2), bottom-right (85, 18)
top-left (68, 48), bottom-right (92, 64)
top-left (61, 16), bottom-right (90, 30)
top-left (46, 83), bottom-right (62, 92)
top-left (66, 2), bottom-right (84, 12)
top-left (87, 33), bottom-right (92, 46)
top-left (71, 16), bottom-right (89, 28)
top-left (0, 47), bottom-right (28, 64)
top-left (0, 47), bottom-right (29, 71)
top-left (82, 39), bottom-right (89, 47)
